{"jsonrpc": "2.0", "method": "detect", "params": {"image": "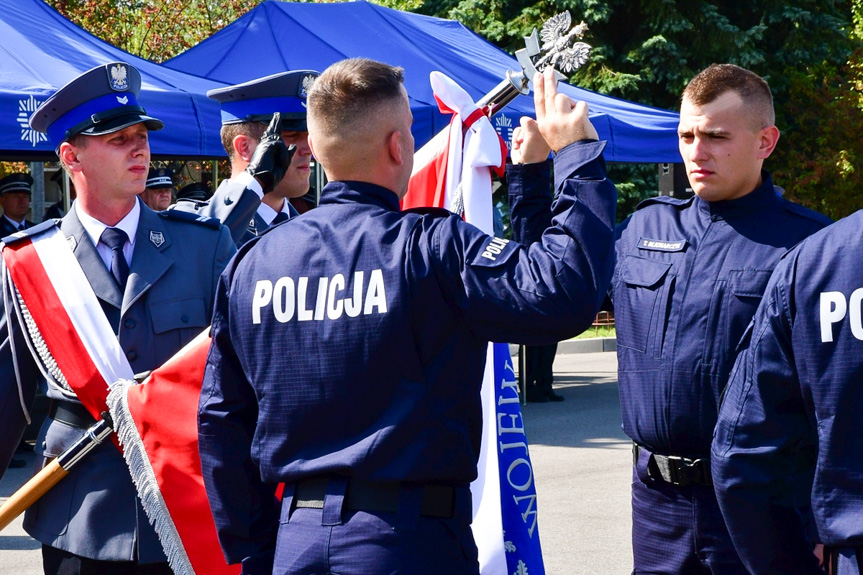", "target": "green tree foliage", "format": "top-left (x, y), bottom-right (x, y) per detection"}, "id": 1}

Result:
top-left (44, 0), bottom-right (264, 62)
